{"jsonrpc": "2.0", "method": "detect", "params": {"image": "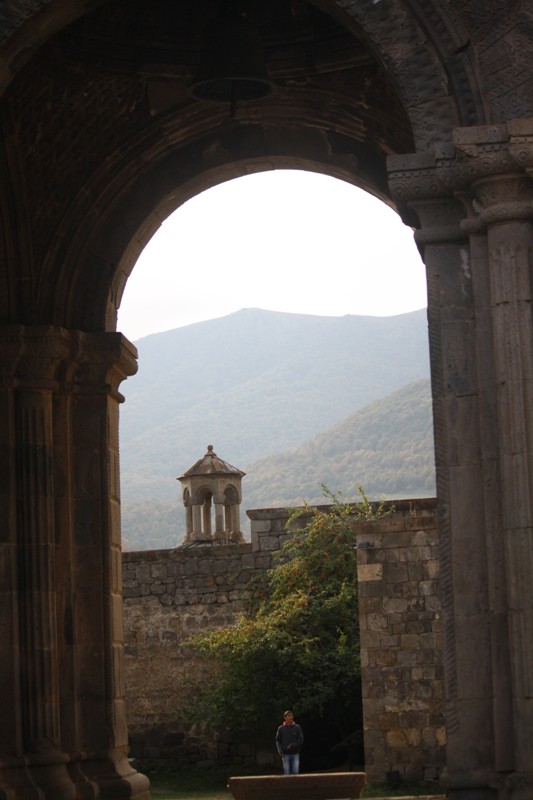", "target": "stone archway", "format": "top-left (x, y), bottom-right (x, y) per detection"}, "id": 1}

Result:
top-left (1, 2), bottom-right (533, 799)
